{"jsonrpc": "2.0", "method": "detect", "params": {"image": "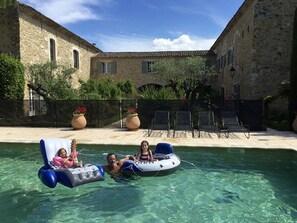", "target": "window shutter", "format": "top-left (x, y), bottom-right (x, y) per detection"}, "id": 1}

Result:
top-left (142, 61), bottom-right (148, 73)
top-left (110, 61), bottom-right (117, 74)
top-left (97, 62), bottom-right (104, 73)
